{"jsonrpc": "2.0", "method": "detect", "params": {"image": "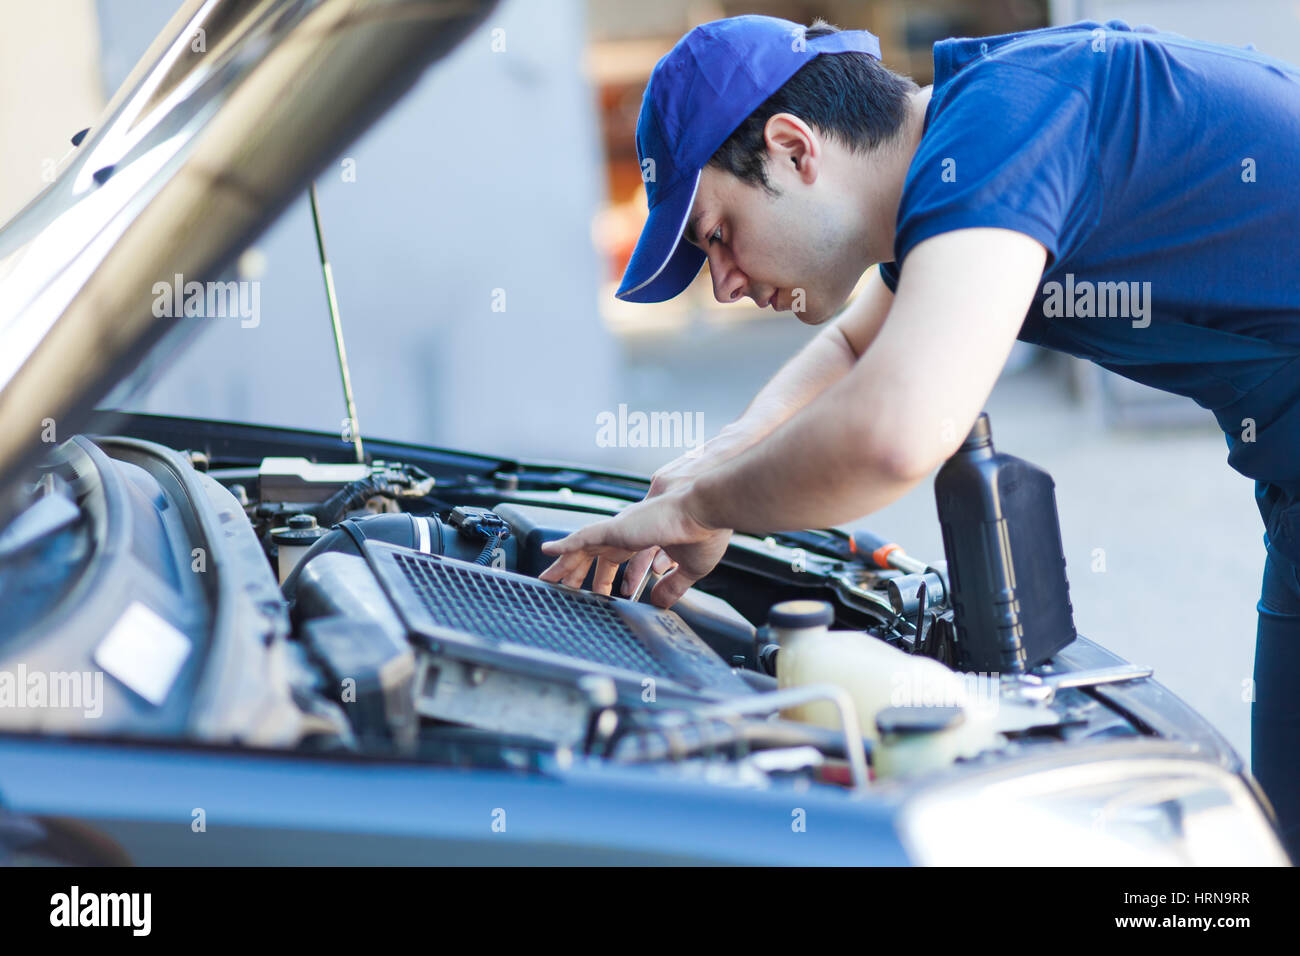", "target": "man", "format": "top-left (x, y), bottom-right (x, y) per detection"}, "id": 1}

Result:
top-left (538, 15), bottom-right (1300, 856)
